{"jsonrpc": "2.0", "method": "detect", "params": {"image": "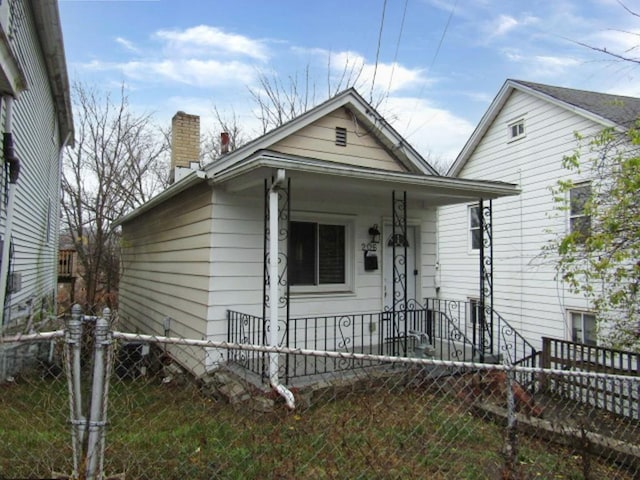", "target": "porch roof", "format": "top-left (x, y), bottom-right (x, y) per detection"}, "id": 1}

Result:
top-left (212, 150), bottom-right (519, 206)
